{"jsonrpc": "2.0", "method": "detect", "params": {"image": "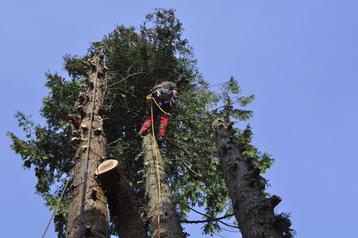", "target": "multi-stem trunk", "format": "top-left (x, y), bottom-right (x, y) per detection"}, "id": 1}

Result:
top-left (66, 51), bottom-right (109, 238)
top-left (96, 159), bottom-right (146, 238)
top-left (212, 119), bottom-right (293, 238)
top-left (142, 134), bottom-right (186, 238)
